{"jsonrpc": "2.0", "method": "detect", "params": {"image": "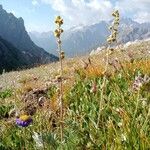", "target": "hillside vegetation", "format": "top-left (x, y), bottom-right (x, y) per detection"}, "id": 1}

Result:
top-left (0, 39), bottom-right (150, 149)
